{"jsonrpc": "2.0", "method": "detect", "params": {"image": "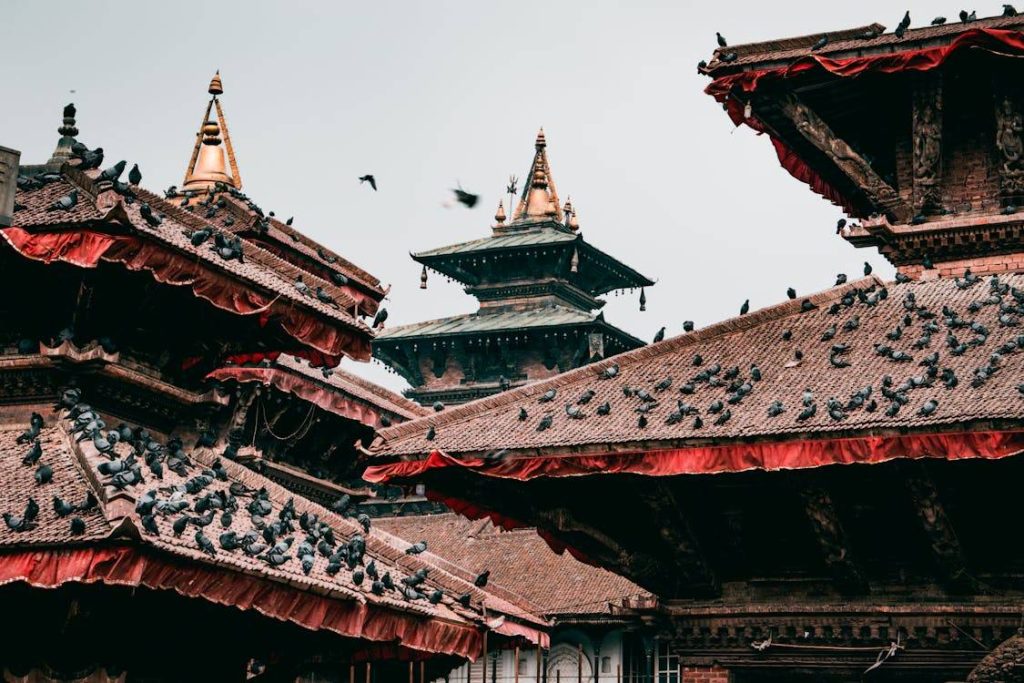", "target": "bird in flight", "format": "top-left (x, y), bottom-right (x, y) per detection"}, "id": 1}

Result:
top-left (359, 175), bottom-right (377, 191)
